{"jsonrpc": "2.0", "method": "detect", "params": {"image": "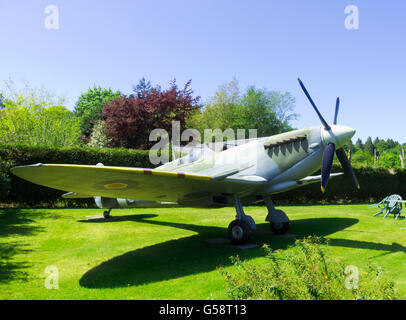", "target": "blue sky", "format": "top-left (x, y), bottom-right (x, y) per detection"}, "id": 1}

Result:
top-left (0, 0), bottom-right (405, 142)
